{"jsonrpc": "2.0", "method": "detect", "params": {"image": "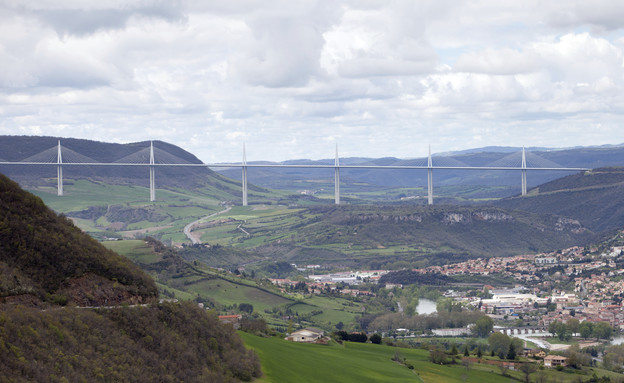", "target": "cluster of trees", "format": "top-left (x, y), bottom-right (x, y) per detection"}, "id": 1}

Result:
top-left (603, 344), bottom-right (624, 372)
top-left (367, 310), bottom-right (486, 333)
top-left (472, 316), bottom-right (494, 337)
top-left (487, 332), bottom-right (524, 360)
top-left (0, 302), bottom-right (261, 382)
top-left (549, 319), bottom-right (613, 341)
top-left (380, 270), bottom-right (450, 286)
top-left (333, 331), bottom-right (382, 344)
